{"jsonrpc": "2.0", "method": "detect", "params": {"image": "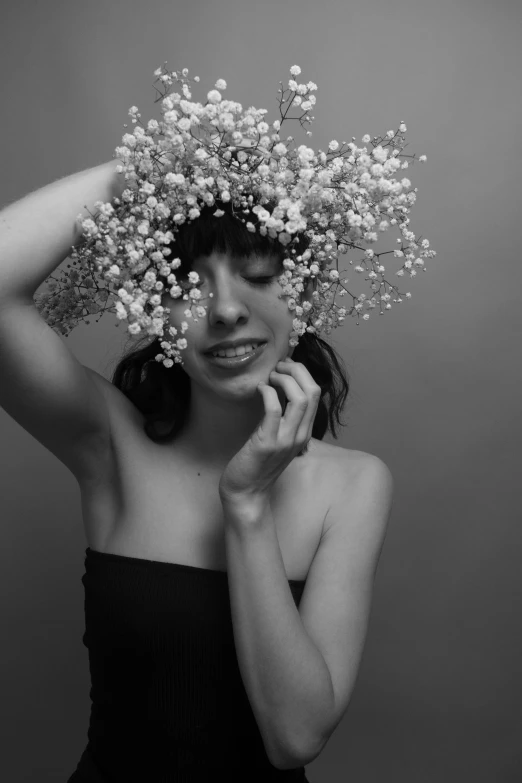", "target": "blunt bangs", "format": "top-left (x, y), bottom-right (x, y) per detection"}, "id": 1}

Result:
top-left (166, 200), bottom-right (311, 275)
